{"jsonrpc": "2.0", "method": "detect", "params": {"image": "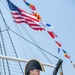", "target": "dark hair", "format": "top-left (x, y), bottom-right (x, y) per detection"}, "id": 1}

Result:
top-left (28, 68), bottom-right (35, 74)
